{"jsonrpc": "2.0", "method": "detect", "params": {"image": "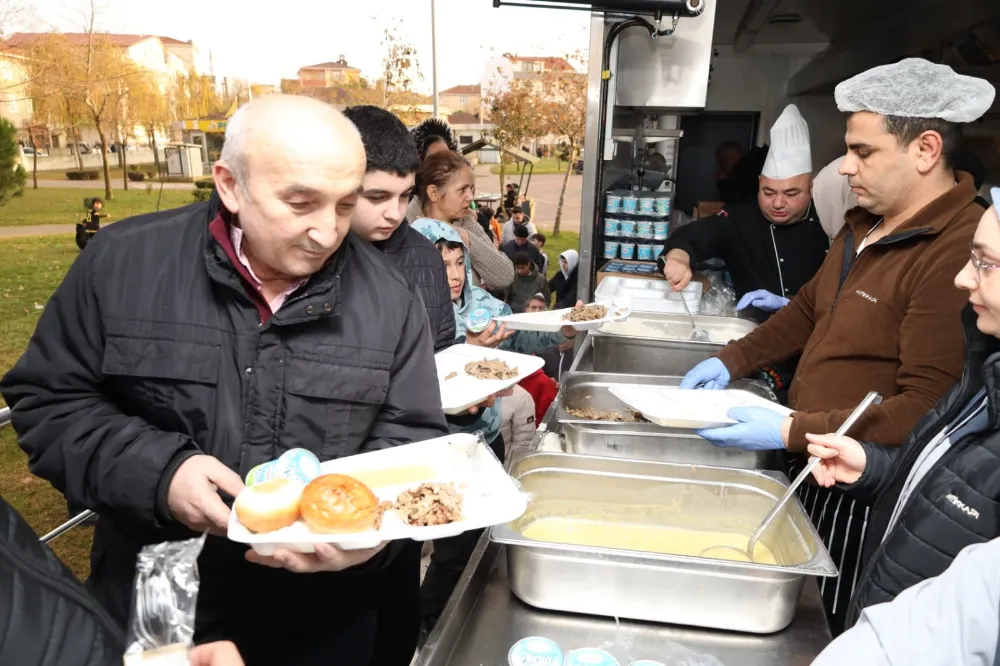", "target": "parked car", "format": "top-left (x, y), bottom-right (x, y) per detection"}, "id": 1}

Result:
top-left (22, 146), bottom-right (48, 157)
